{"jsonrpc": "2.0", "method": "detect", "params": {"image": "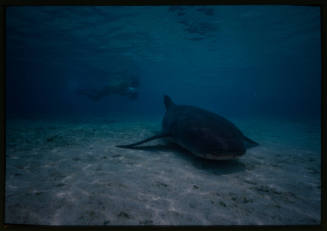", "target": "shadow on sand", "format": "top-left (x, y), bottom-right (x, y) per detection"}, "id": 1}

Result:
top-left (117, 142), bottom-right (246, 176)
